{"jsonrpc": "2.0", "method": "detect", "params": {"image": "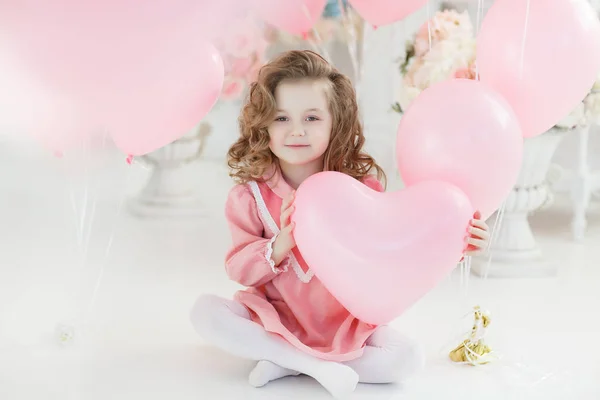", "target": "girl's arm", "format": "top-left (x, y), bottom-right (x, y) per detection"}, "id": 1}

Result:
top-left (224, 184), bottom-right (290, 287)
